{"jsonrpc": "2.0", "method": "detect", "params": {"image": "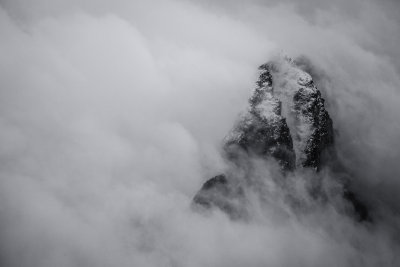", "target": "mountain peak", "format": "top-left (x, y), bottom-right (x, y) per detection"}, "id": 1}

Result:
top-left (193, 56), bottom-right (368, 221)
